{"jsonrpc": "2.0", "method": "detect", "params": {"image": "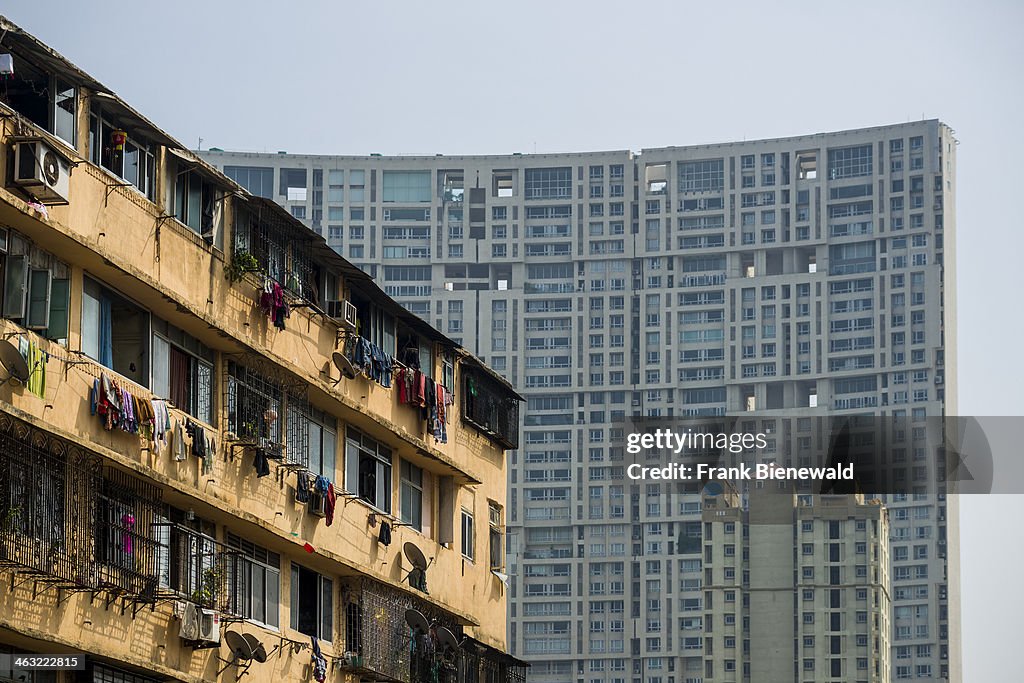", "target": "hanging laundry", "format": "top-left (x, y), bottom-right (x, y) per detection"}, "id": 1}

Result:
top-left (172, 420), bottom-right (186, 461)
top-left (150, 400), bottom-right (168, 450)
top-left (295, 471), bottom-right (313, 503)
top-left (121, 513), bottom-right (136, 554)
top-left (351, 337), bottom-right (394, 386)
top-left (204, 437), bottom-right (216, 475)
top-left (325, 482), bottom-right (336, 527)
top-left (433, 383), bottom-right (448, 444)
top-left (253, 446), bottom-right (271, 477)
top-left (395, 368), bottom-right (449, 443)
top-left (378, 522), bottom-right (392, 547)
top-left (25, 340), bottom-right (46, 398)
top-left (258, 278), bottom-right (291, 331)
top-left (310, 637), bottom-right (327, 683)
